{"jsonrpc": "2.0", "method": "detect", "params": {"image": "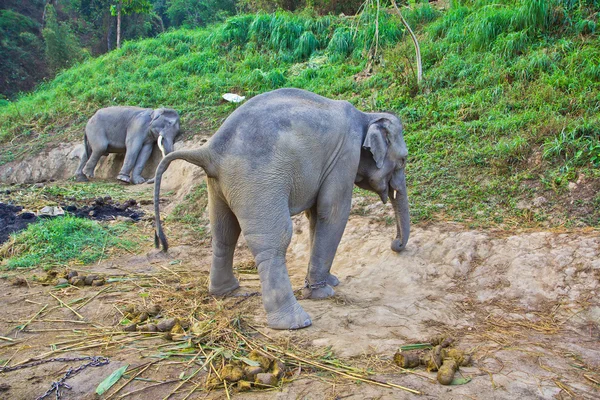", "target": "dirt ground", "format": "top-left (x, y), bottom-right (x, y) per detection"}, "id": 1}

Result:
top-left (1, 178), bottom-right (599, 399)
